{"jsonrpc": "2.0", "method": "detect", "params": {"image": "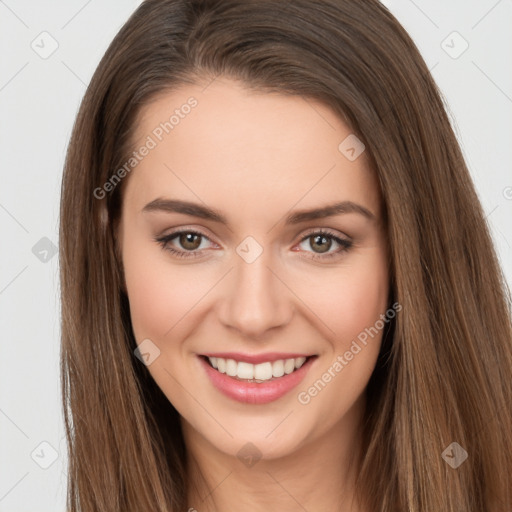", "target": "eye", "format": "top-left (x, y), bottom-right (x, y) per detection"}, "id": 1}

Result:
top-left (154, 229), bottom-right (215, 259)
top-left (154, 228), bottom-right (353, 261)
top-left (296, 229), bottom-right (353, 261)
